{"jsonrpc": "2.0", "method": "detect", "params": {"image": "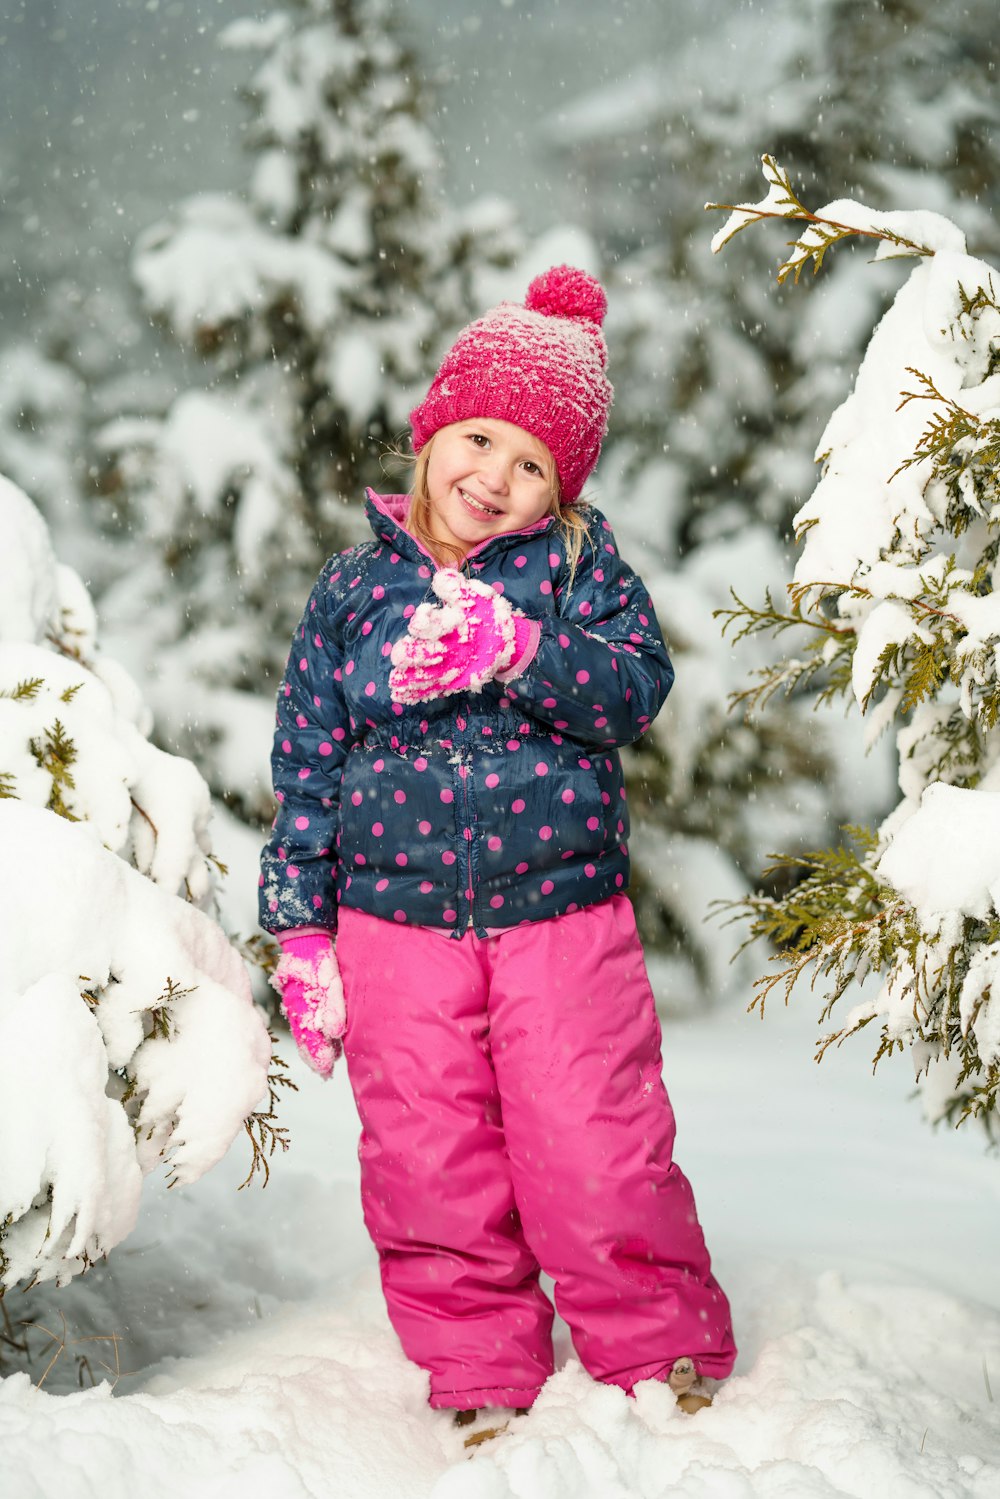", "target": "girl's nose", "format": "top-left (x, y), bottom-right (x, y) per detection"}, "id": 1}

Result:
top-left (480, 460), bottom-right (509, 495)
